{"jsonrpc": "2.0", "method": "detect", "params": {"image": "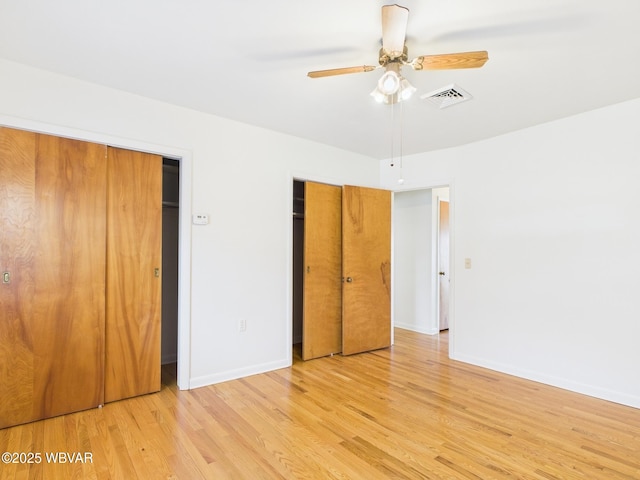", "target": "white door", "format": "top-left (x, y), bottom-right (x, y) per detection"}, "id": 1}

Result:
top-left (438, 199), bottom-right (450, 330)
